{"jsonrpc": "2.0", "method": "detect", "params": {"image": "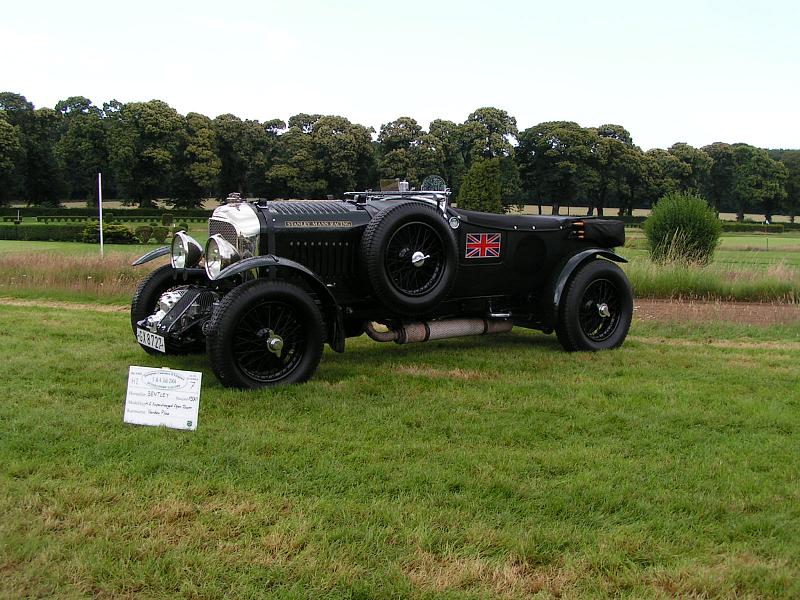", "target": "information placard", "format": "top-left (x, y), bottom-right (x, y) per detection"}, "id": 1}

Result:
top-left (124, 366), bottom-right (202, 430)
